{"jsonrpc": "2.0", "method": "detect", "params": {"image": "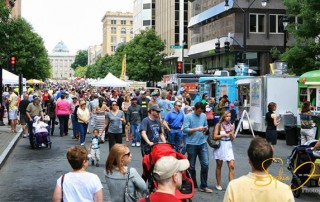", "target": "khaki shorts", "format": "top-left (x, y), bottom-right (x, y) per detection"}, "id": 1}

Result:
top-left (20, 114), bottom-right (28, 125)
